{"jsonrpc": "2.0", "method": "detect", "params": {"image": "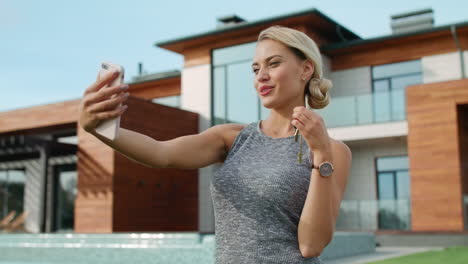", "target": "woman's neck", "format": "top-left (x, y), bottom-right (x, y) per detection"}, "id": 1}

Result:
top-left (262, 107), bottom-right (297, 138)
